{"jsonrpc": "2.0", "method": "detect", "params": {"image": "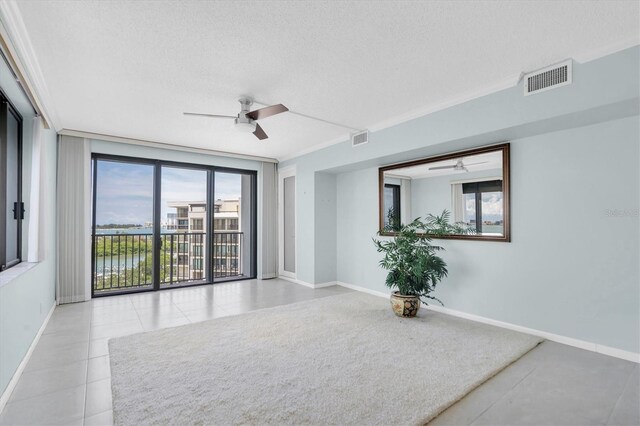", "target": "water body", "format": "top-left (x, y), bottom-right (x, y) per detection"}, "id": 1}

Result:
top-left (95, 227), bottom-right (172, 235)
top-left (95, 254), bottom-right (147, 274)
